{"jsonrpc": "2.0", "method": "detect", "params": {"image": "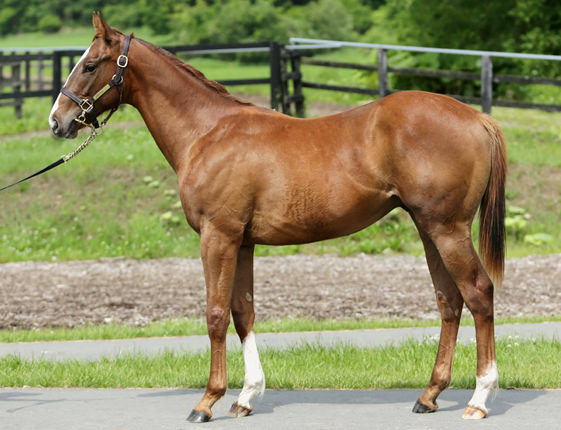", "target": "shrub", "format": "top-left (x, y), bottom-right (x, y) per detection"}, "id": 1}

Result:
top-left (102, 4), bottom-right (142, 30)
top-left (38, 14), bottom-right (62, 34)
top-left (303, 0), bottom-right (354, 41)
top-left (0, 7), bottom-right (20, 36)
